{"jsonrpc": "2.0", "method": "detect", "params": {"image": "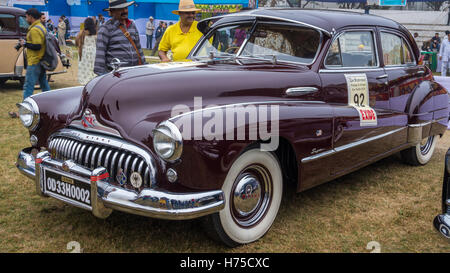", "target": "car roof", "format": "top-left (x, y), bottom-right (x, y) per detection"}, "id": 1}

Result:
top-left (0, 6), bottom-right (26, 15)
top-left (216, 8), bottom-right (403, 35)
